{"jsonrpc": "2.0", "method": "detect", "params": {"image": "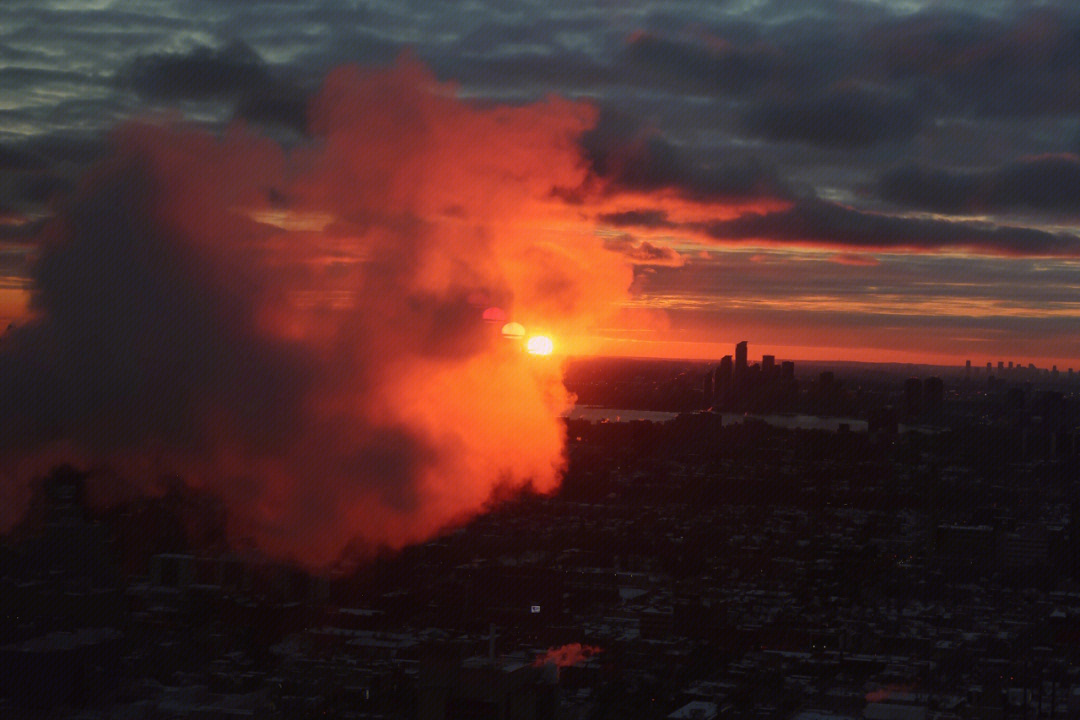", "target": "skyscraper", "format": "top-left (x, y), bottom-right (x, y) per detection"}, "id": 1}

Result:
top-left (924, 377), bottom-right (944, 418)
top-left (904, 377), bottom-right (922, 419)
top-left (717, 355), bottom-right (733, 403)
top-left (735, 341), bottom-right (747, 376)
